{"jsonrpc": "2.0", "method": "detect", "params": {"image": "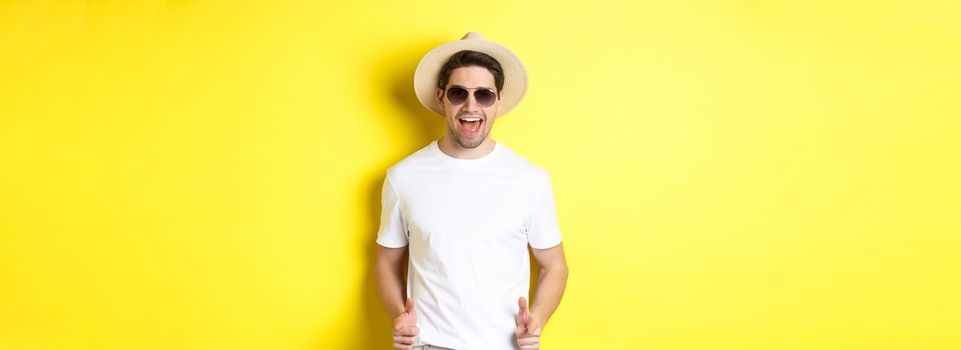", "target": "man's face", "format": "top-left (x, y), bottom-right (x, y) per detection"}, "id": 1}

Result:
top-left (435, 66), bottom-right (501, 149)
